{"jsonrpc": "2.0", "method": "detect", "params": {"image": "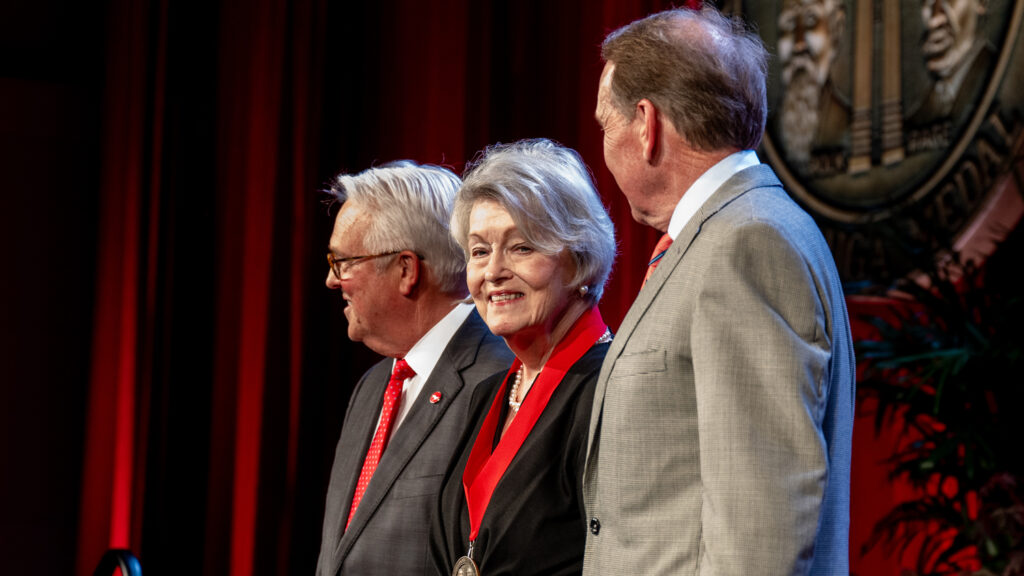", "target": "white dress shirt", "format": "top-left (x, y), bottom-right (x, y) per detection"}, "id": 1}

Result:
top-left (666, 149), bottom-right (760, 240)
top-left (381, 302), bottom-right (475, 431)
